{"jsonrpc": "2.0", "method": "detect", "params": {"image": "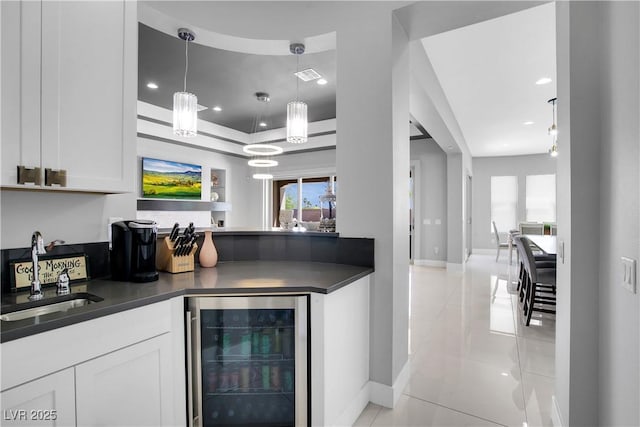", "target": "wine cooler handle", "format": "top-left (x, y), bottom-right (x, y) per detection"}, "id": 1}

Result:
top-left (186, 310), bottom-right (196, 427)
